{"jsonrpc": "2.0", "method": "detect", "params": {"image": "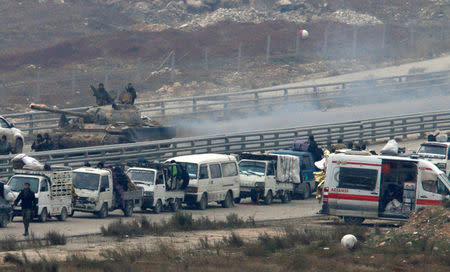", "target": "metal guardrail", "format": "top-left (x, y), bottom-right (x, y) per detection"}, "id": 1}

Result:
top-left (1, 109), bottom-right (449, 177)
top-left (3, 70), bottom-right (449, 136)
